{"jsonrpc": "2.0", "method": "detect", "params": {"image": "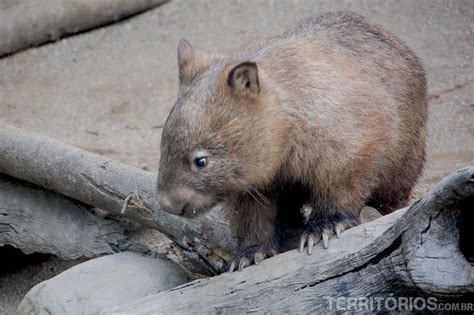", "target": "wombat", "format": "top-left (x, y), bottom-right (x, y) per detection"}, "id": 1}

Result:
top-left (156, 11), bottom-right (427, 272)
